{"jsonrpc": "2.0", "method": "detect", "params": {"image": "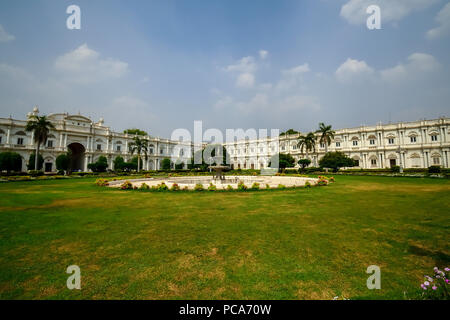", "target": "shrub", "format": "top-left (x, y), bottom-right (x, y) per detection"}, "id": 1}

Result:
top-left (237, 181), bottom-right (248, 191)
top-left (139, 183), bottom-right (150, 190)
top-left (56, 154), bottom-right (70, 172)
top-left (182, 186), bottom-right (189, 191)
top-left (207, 183), bottom-right (217, 191)
top-left (390, 165), bottom-right (401, 173)
top-left (305, 181), bottom-right (311, 188)
top-left (226, 185), bottom-right (234, 191)
top-left (170, 183), bottom-right (180, 191)
top-left (266, 184), bottom-right (271, 189)
top-left (95, 178), bottom-right (109, 187)
top-left (157, 182), bottom-right (169, 191)
top-left (28, 170), bottom-right (44, 177)
top-left (88, 156), bottom-right (108, 173)
top-left (277, 184), bottom-right (286, 189)
top-left (316, 177), bottom-right (328, 186)
top-left (194, 183), bottom-right (204, 191)
top-left (251, 182), bottom-right (260, 190)
top-left (0, 152), bottom-right (23, 173)
top-left (428, 166), bottom-right (441, 174)
top-left (27, 153), bottom-right (44, 171)
top-left (120, 181), bottom-right (133, 190)
top-left (329, 177), bottom-right (335, 183)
